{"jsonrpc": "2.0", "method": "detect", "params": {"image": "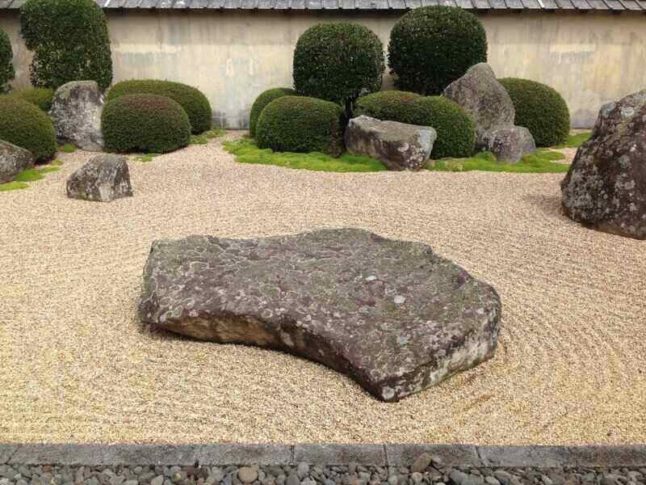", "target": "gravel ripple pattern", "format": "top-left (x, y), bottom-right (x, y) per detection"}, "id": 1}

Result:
top-left (0, 133), bottom-right (644, 444)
